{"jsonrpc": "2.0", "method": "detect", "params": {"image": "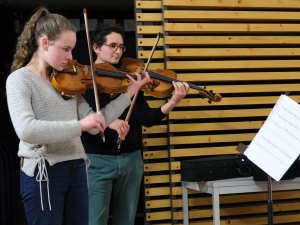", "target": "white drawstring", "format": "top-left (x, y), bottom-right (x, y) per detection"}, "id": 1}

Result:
top-left (36, 157), bottom-right (52, 211)
top-left (85, 156), bottom-right (90, 168)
